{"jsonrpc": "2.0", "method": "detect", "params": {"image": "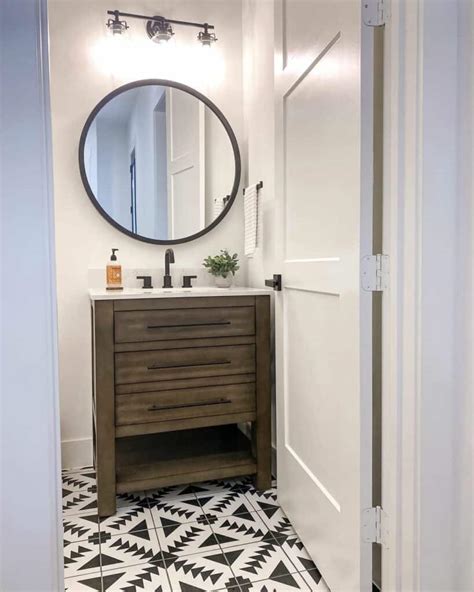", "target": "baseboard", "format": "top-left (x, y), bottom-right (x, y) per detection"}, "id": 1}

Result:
top-left (61, 437), bottom-right (93, 470)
